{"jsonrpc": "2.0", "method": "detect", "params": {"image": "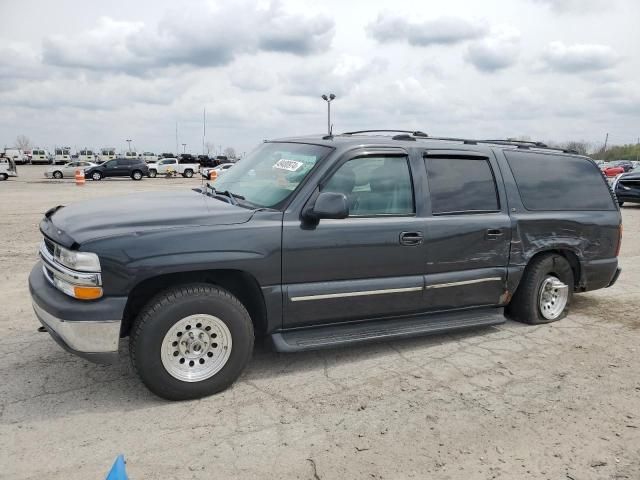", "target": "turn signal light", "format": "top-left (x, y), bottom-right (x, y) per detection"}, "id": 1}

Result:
top-left (73, 286), bottom-right (103, 300)
top-left (209, 170), bottom-right (218, 181)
